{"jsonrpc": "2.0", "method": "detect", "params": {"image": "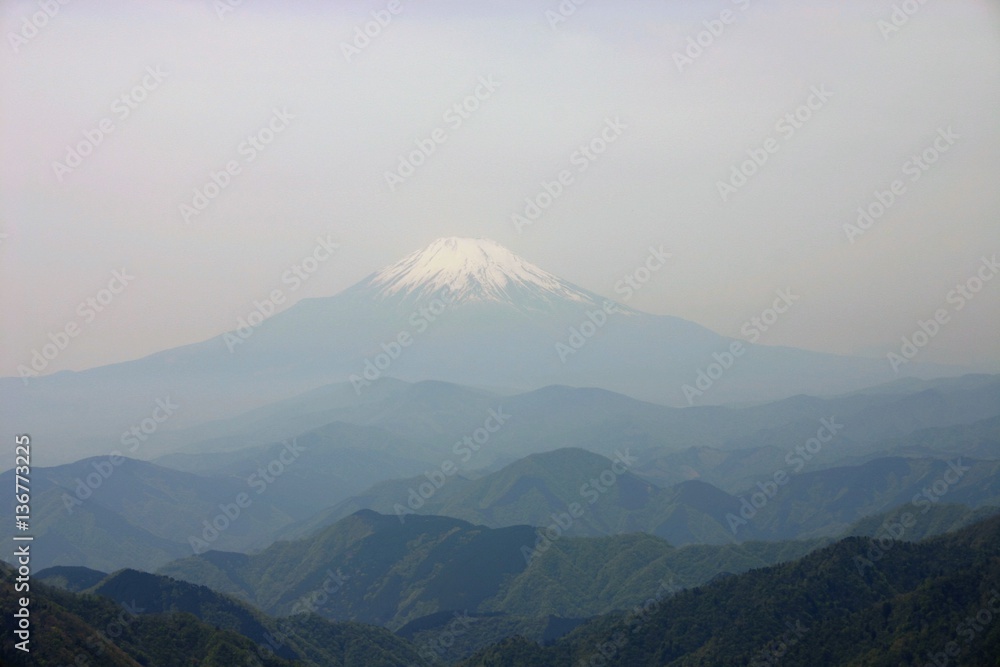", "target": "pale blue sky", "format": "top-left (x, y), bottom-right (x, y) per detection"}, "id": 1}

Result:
top-left (2, 0), bottom-right (999, 376)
